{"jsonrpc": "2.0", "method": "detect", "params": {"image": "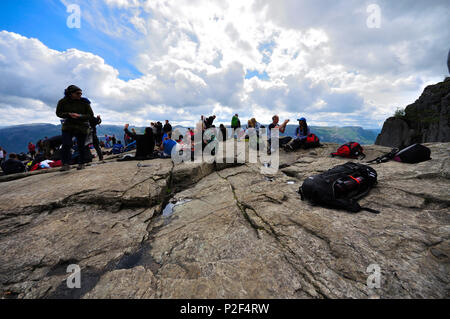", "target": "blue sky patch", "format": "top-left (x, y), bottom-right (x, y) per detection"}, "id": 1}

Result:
top-left (0, 0), bottom-right (142, 81)
top-left (245, 69), bottom-right (270, 81)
